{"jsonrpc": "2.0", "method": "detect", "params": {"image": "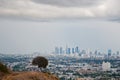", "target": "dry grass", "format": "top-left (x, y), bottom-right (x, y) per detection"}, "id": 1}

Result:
top-left (0, 62), bottom-right (59, 80)
top-left (2, 71), bottom-right (59, 80)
